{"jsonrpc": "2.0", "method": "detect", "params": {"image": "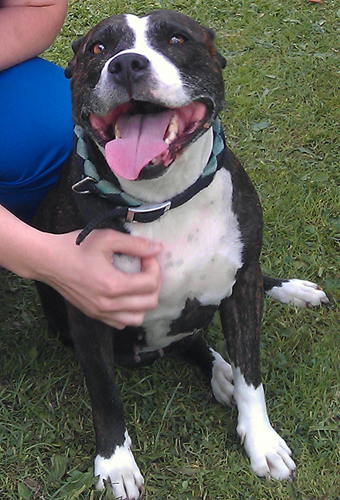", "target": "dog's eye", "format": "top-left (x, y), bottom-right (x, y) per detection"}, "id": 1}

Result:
top-left (169, 34), bottom-right (186, 45)
top-left (91, 43), bottom-right (106, 55)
